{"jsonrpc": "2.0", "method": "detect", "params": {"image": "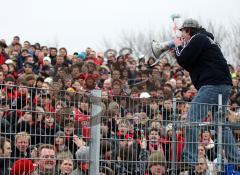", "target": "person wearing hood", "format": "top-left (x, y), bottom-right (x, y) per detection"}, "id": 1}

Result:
top-left (174, 18), bottom-right (239, 167)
